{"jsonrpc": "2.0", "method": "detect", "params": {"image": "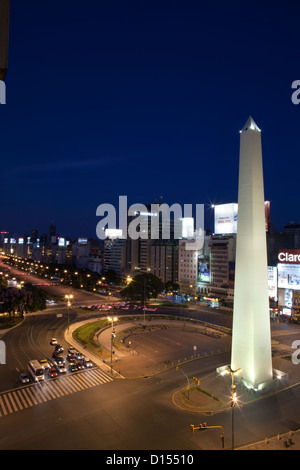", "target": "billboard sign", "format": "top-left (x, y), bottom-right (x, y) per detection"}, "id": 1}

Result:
top-left (198, 256), bottom-right (210, 282)
top-left (278, 249), bottom-right (300, 264)
top-left (214, 201), bottom-right (271, 234)
top-left (214, 203), bottom-right (238, 234)
top-left (268, 266), bottom-right (277, 298)
top-left (278, 263), bottom-right (300, 290)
